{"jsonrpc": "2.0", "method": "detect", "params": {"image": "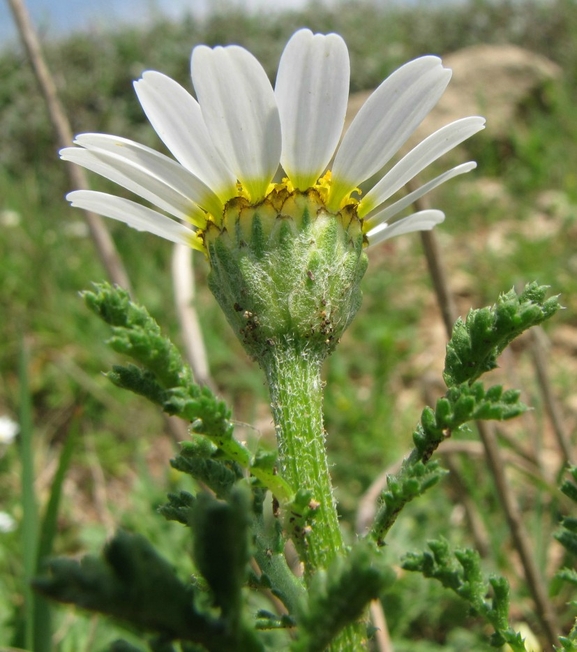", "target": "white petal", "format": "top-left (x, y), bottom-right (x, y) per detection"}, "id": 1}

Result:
top-left (329, 57), bottom-right (452, 209)
top-left (275, 29), bottom-right (349, 190)
top-left (359, 117), bottom-right (485, 217)
top-left (365, 162), bottom-right (477, 227)
top-left (62, 146), bottom-right (190, 221)
top-left (62, 134), bottom-right (222, 223)
top-left (66, 190), bottom-right (197, 247)
top-left (192, 44), bottom-right (281, 202)
top-left (134, 72), bottom-right (236, 199)
top-left (367, 209), bottom-right (445, 246)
